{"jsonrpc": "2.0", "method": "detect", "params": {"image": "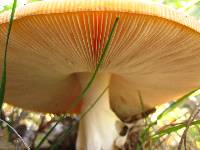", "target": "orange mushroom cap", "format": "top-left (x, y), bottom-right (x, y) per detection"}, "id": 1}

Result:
top-left (0, 0), bottom-right (200, 121)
